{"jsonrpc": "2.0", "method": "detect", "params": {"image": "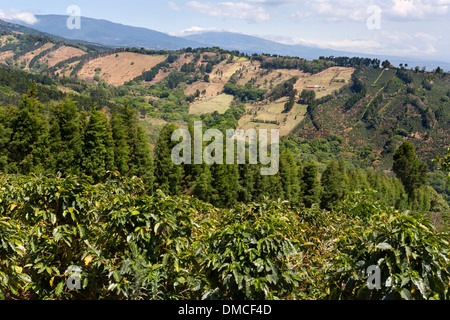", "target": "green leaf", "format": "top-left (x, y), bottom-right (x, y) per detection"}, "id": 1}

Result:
top-left (377, 242), bottom-right (392, 250)
top-left (400, 288), bottom-right (411, 300)
top-left (55, 281), bottom-right (65, 296)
